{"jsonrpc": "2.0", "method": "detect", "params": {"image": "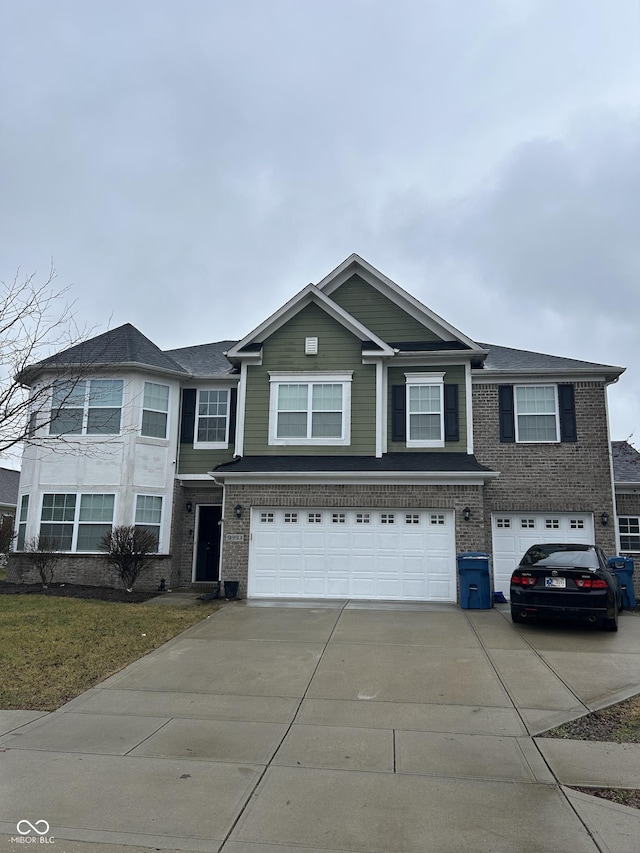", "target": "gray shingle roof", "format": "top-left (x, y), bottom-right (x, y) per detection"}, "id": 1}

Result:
top-left (476, 342), bottom-right (624, 378)
top-left (0, 468), bottom-right (20, 507)
top-left (612, 441), bottom-right (640, 483)
top-left (165, 341), bottom-right (237, 378)
top-left (213, 453), bottom-right (494, 474)
top-left (35, 324), bottom-right (188, 375)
